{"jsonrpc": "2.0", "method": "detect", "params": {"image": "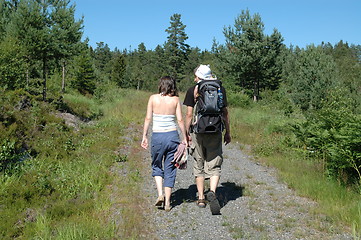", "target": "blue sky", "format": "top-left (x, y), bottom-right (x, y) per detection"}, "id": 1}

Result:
top-left (72, 0), bottom-right (361, 51)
